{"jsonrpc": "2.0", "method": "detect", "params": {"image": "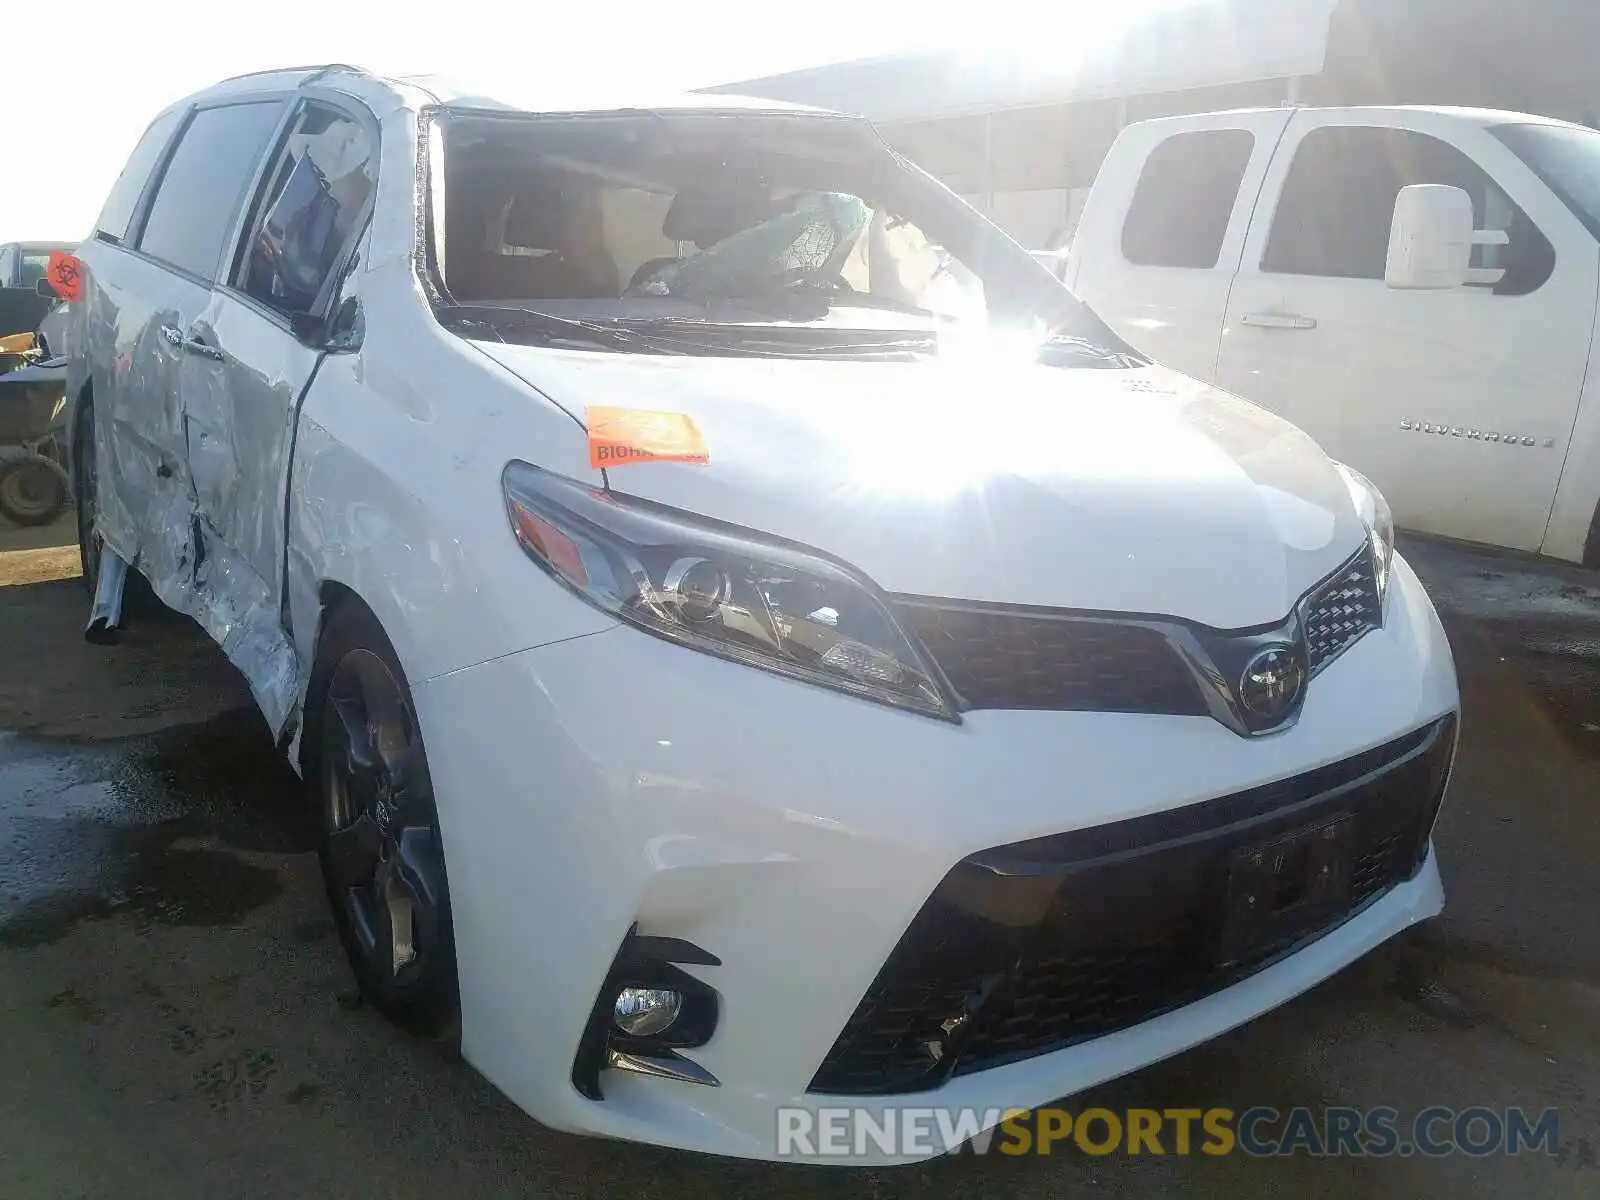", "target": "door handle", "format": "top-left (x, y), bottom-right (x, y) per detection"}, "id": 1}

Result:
top-left (159, 323), bottom-right (183, 348)
top-left (1240, 312), bottom-right (1318, 330)
top-left (182, 336), bottom-right (224, 362)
